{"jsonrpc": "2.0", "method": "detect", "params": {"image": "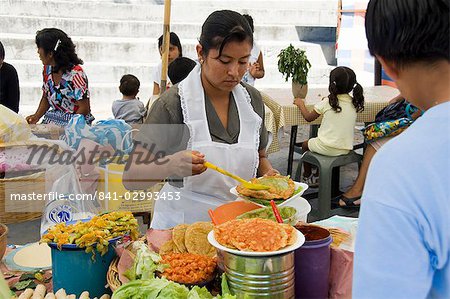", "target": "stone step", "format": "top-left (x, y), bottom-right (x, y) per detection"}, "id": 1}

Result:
top-left (3, 0), bottom-right (338, 26)
top-left (12, 60), bottom-right (155, 84)
top-left (169, 0), bottom-right (337, 10)
top-left (10, 0), bottom-right (337, 11)
top-left (2, 34), bottom-right (331, 66)
top-left (19, 82), bottom-right (335, 121)
top-left (18, 82), bottom-right (154, 108)
top-left (17, 62), bottom-right (332, 106)
top-left (0, 15), bottom-right (327, 41)
top-left (12, 59), bottom-right (332, 95)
